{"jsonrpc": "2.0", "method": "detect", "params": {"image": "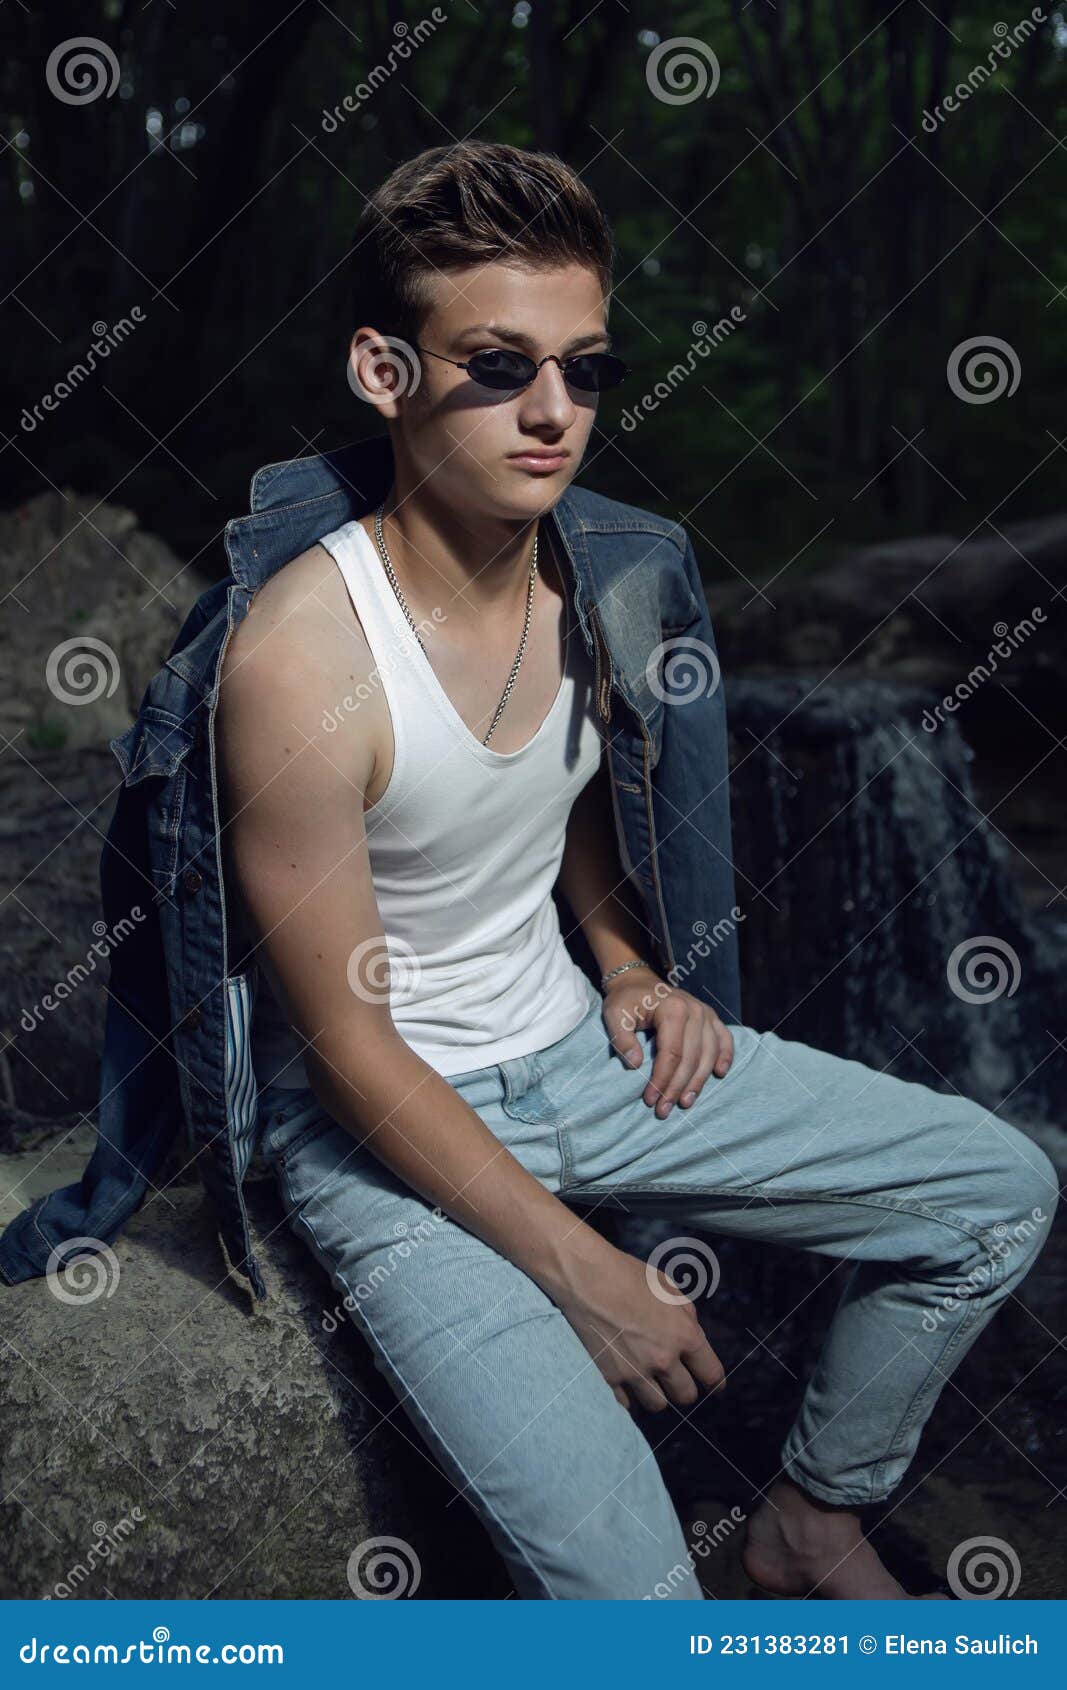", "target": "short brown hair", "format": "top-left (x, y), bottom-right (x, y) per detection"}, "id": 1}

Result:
top-left (351, 141), bottom-right (616, 345)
